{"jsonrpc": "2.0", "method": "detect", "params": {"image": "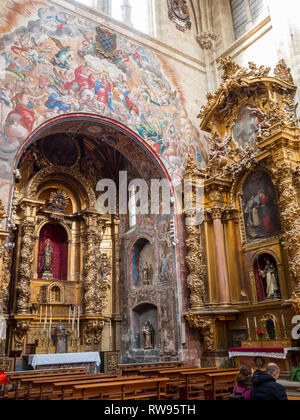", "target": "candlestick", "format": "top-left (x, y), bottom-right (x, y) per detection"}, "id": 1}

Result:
top-left (282, 314), bottom-right (287, 338)
top-left (72, 306), bottom-right (75, 331)
top-left (246, 317), bottom-right (250, 339)
top-left (254, 317), bottom-right (258, 339)
top-left (44, 305), bottom-right (48, 332)
top-left (49, 306), bottom-right (52, 340)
